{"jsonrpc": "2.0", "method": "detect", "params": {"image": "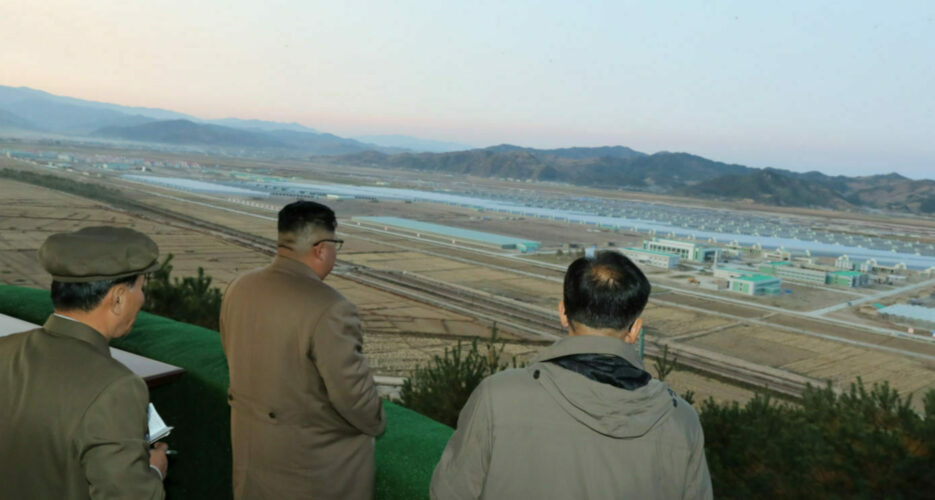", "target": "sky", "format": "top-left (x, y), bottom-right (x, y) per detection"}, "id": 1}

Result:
top-left (1, 1), bottom-right (933, 178)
